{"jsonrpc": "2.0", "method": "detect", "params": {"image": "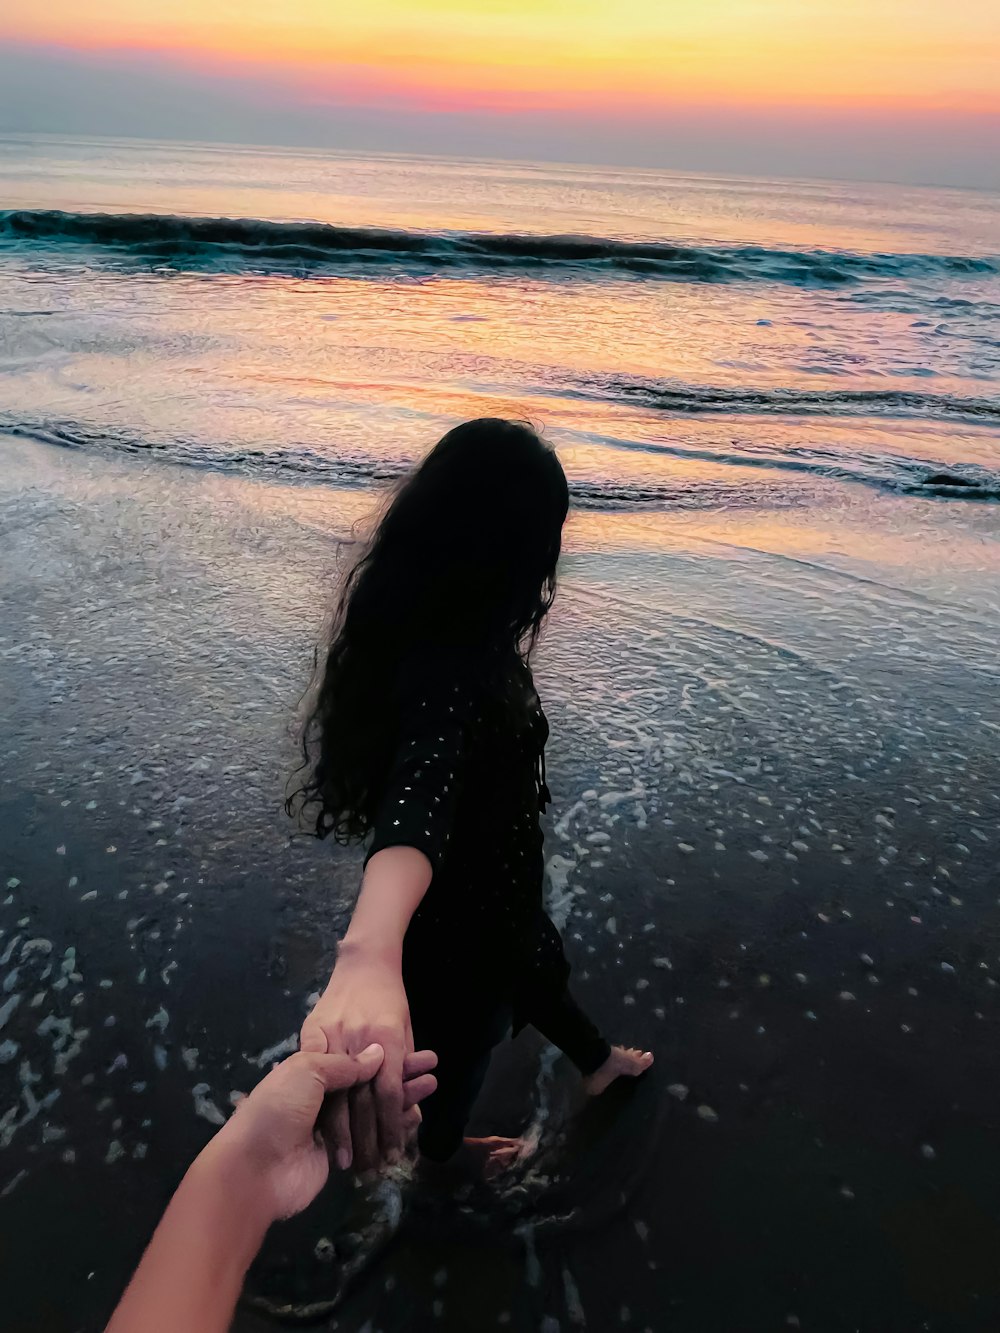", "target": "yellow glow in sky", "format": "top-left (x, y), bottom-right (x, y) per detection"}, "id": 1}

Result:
top-left (5, 0), bottom-right (1000, 113)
